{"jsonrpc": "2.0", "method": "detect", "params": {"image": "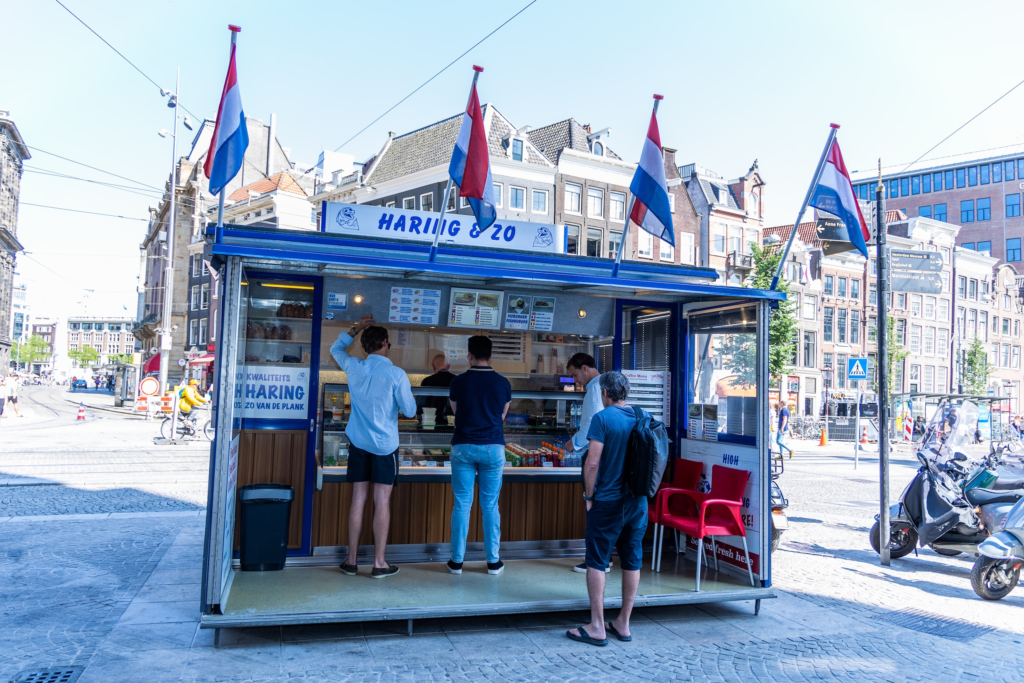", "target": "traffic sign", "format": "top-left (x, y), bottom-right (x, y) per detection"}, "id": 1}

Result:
top-left (177, 358), bottom-right (187, 367)
top-left (847, 357), bottom-right (868, 380)
top-left (890, 248), bottom-right (943, 294)
top-left (139, 376), bottom-right (160, 397)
